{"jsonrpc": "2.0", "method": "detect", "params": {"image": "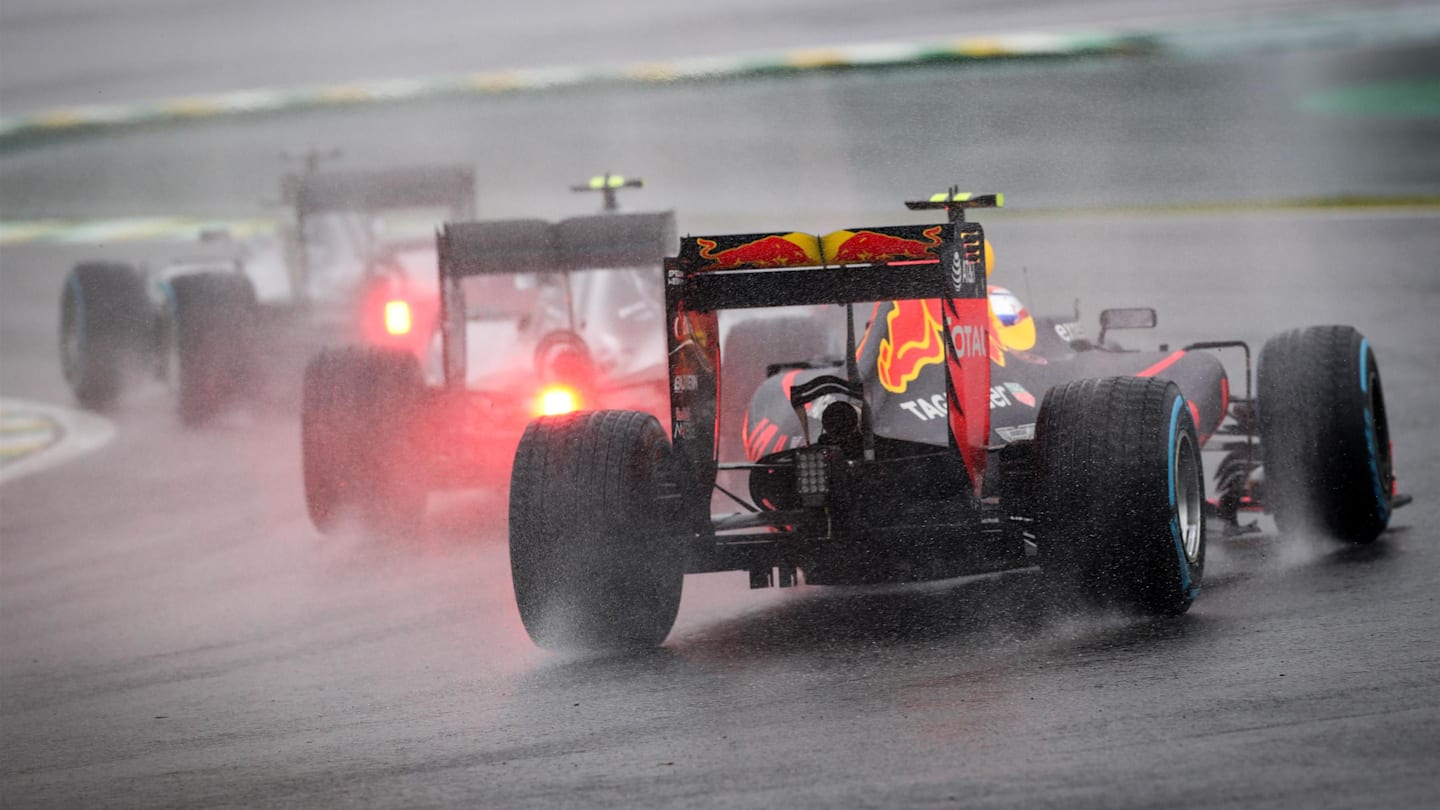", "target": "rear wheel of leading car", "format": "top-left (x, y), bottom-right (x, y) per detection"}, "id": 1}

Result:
top-left (720, 315), bottom-right (833, 462)
top-left (1258, 325), bottom-right (1392, 544)
top-left (509, 410), bottom-right (684, 651)
top-left (59, 262), bottom-right (151, 410)
top-left (1035, 376), bottom-right (1205, 615)
top-left (301, 346), bottom-right (427, 536)
top-left (165, 272), bottom-right (258, 426)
